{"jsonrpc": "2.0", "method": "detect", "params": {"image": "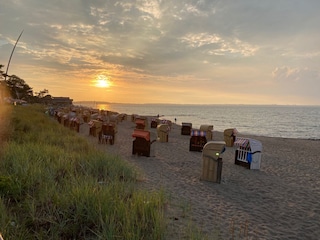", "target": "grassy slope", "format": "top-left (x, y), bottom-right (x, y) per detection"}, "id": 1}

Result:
top-left (0, 104), bottom-right (165, 239)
